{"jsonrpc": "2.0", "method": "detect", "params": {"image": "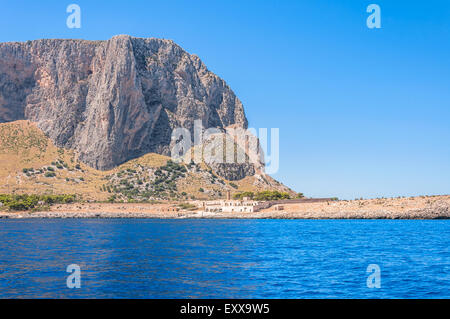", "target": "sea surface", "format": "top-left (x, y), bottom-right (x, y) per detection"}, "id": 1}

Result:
top-left (0, 219), bottom-right (448, 299)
